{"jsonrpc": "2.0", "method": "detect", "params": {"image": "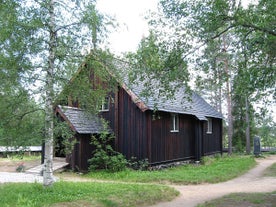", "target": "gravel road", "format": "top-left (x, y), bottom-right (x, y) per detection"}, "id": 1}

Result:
top-left (0, 172), bottom-right (43, 183)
